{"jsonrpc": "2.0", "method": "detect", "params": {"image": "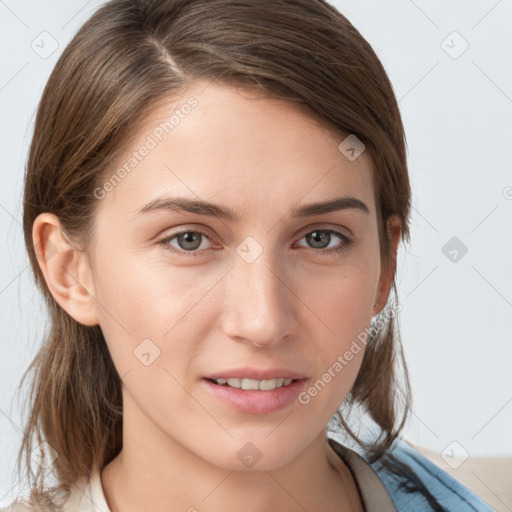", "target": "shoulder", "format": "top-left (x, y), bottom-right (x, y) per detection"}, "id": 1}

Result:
top-left (369, 438), bottom-right (496, 511)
